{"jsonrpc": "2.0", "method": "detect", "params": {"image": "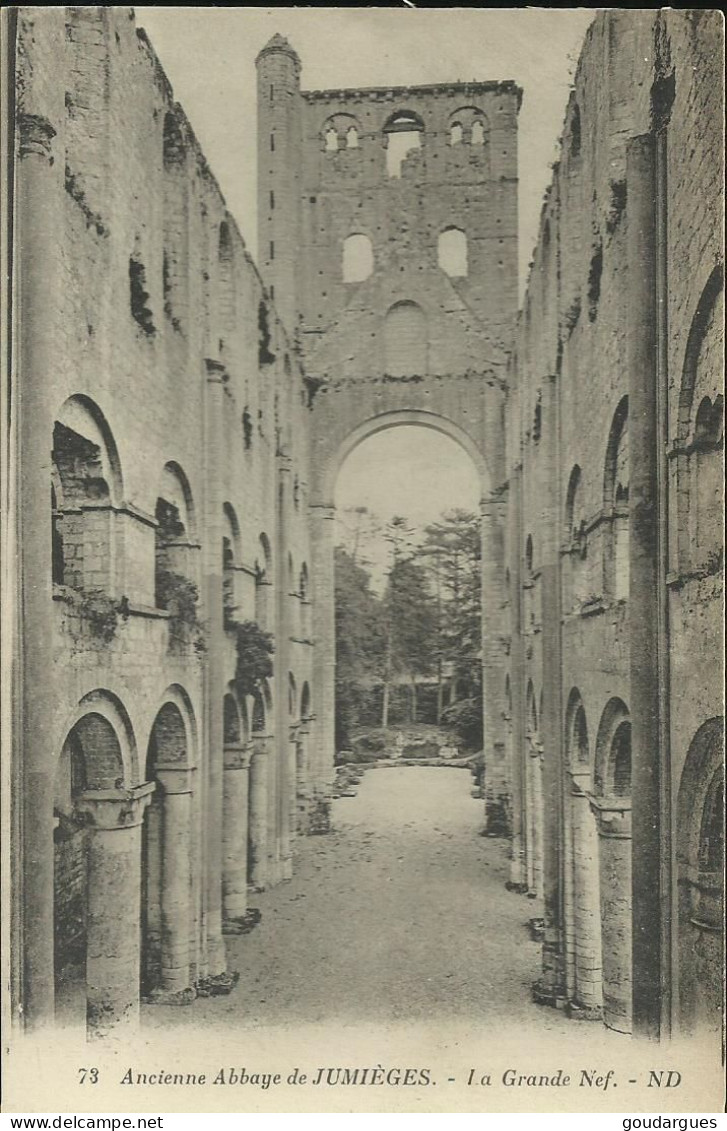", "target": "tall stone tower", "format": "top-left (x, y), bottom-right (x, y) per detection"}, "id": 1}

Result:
top-left (256, 34), bottom-right (302, 335)
top-left (256, 37), bottom-right (521, 784)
